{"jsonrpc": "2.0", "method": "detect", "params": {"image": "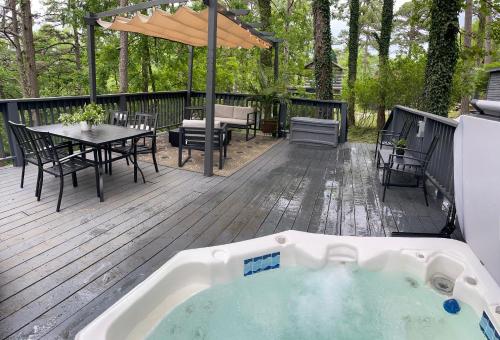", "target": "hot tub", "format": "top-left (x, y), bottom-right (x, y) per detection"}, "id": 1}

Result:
top-left (76, 231), bottom-right (500, 340)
